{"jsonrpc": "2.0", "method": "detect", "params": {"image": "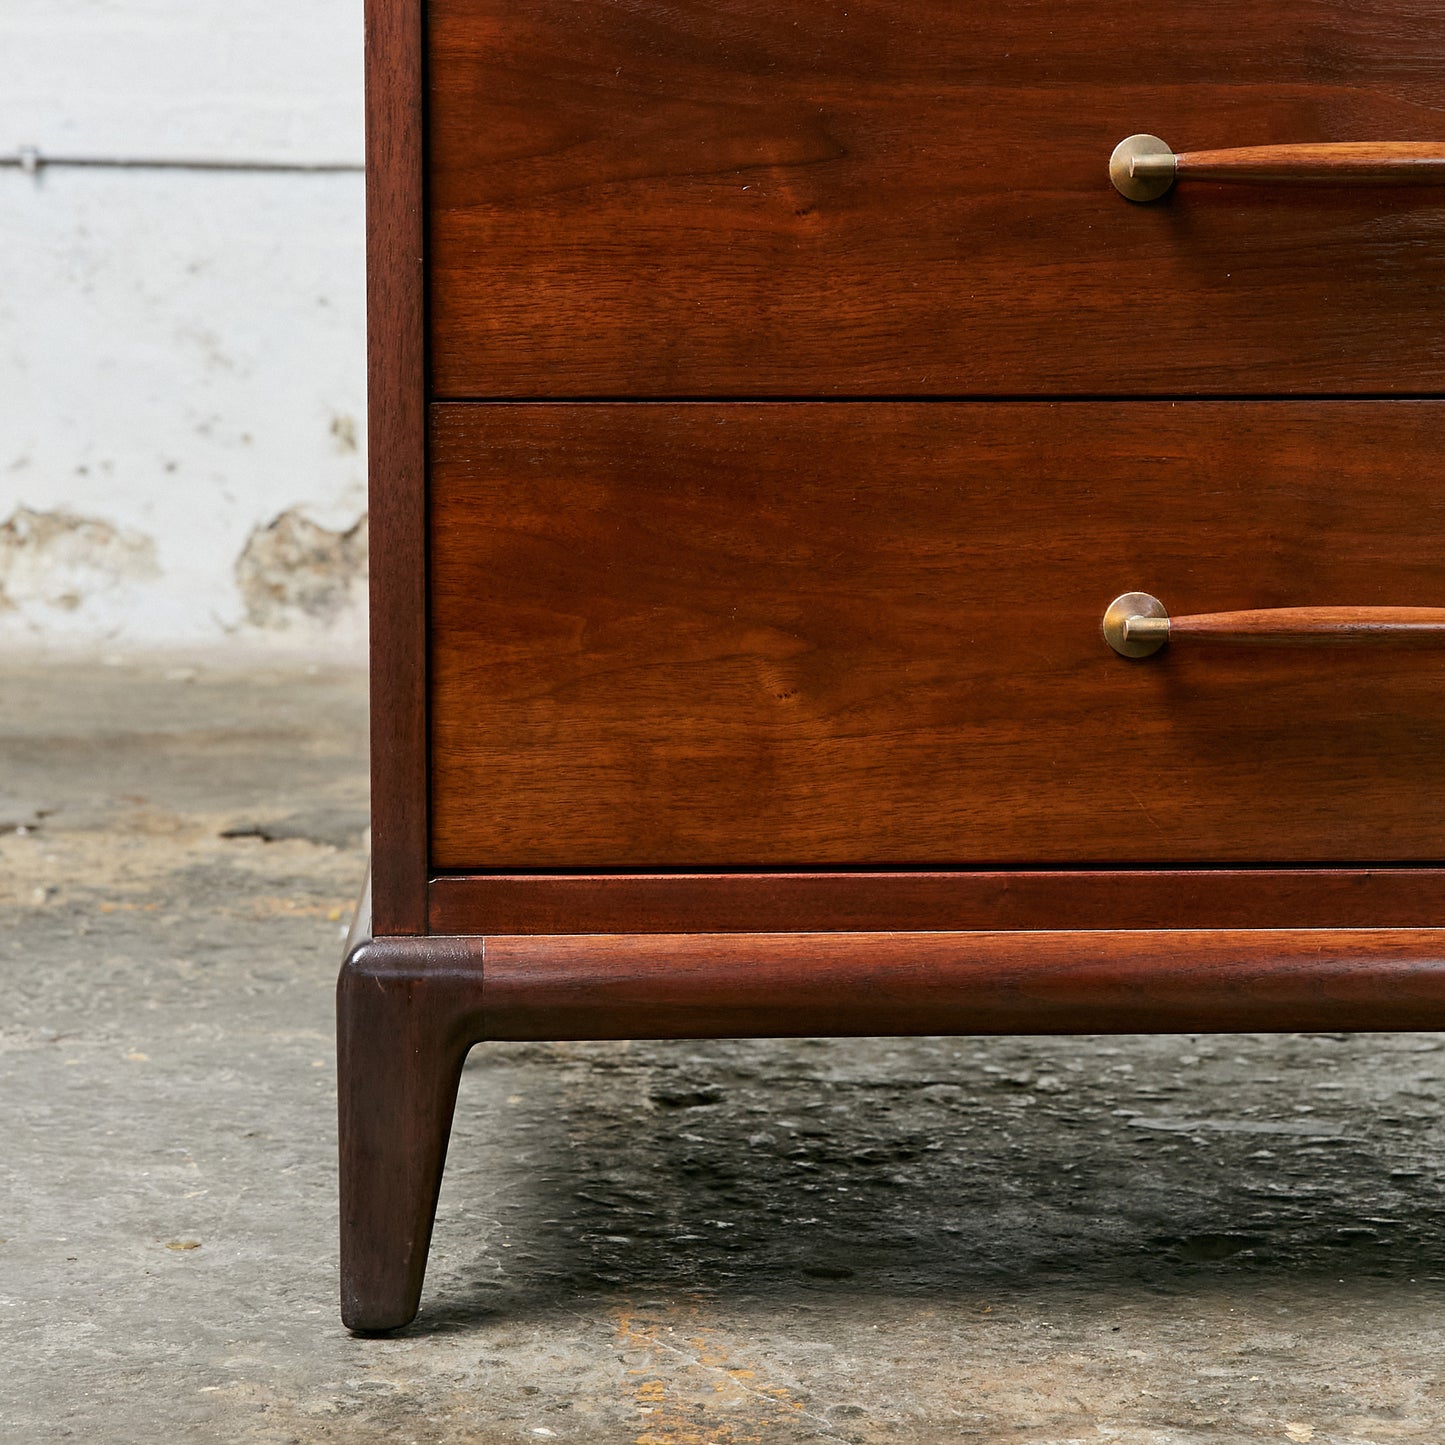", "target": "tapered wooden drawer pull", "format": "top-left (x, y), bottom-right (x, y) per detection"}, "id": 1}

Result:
top-left (1110, 134), bottom-right (1445, 202)
top-left (1103, 594), bottom-right (1445, 658)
